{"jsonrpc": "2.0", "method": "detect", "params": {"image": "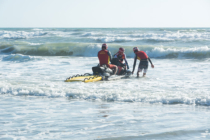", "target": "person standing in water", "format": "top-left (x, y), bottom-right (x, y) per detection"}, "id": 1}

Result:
top-left (132, 47), bottom-right (154, 77)
top-left (98, 43), bottom-right (118, 75)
